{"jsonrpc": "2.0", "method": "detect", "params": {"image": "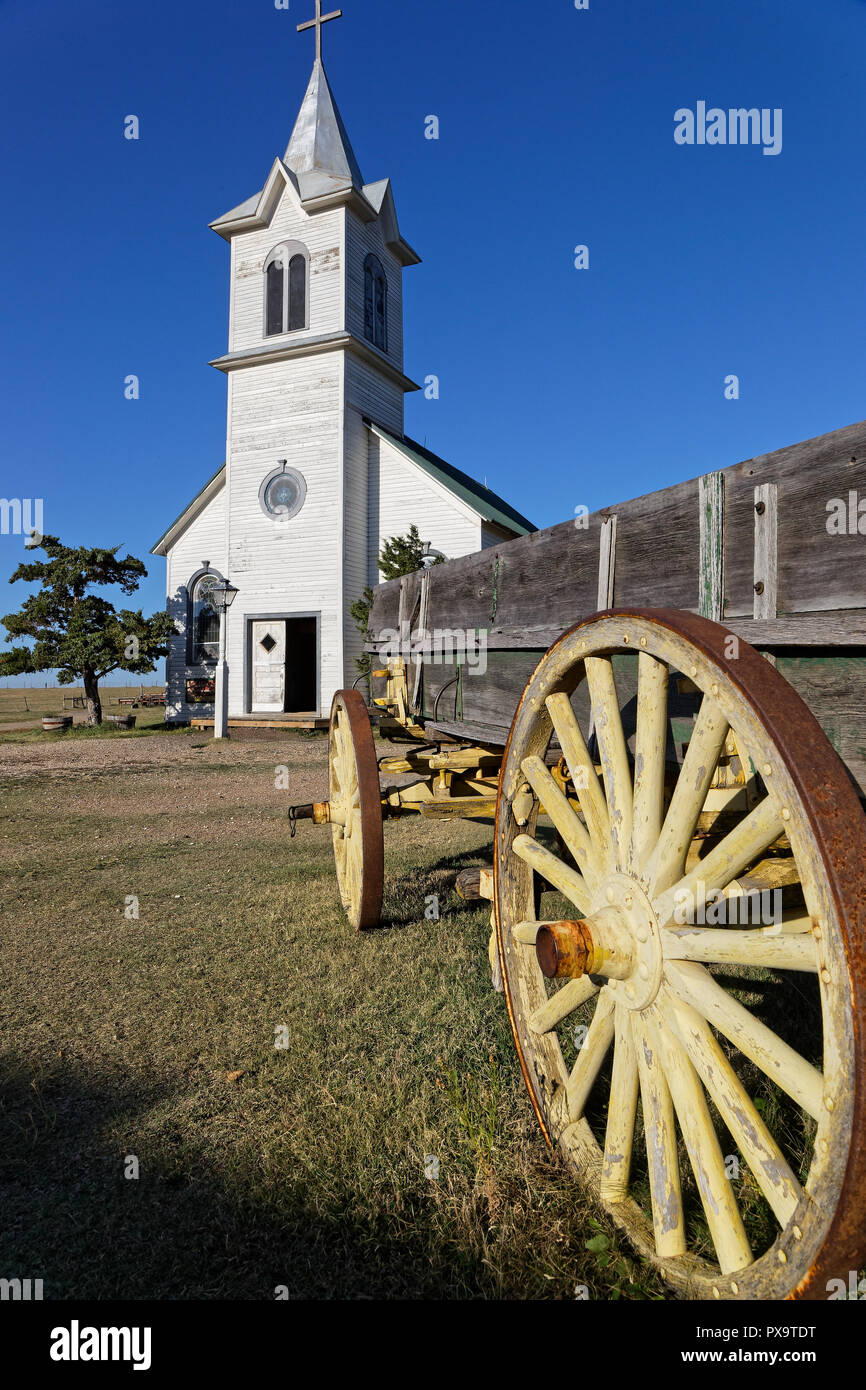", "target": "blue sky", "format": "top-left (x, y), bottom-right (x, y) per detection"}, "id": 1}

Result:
top-left (1, 0), bottom-right (865, 682)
